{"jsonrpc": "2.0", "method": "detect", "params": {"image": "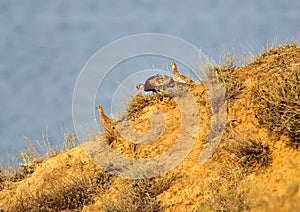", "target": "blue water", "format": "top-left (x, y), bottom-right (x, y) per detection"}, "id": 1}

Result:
top-left (0, 0), bottom-right (299, 162)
